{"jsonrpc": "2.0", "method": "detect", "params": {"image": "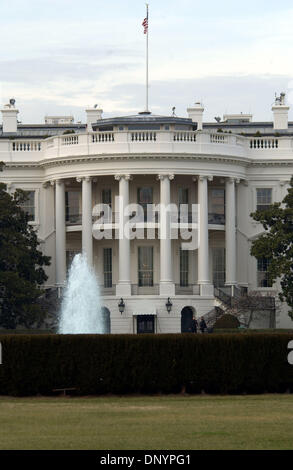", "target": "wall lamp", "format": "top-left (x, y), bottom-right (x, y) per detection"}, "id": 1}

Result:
top-left (166, 297), bottom-right (173, 313)
top-left (118, 298), bottom-right (125, 314)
